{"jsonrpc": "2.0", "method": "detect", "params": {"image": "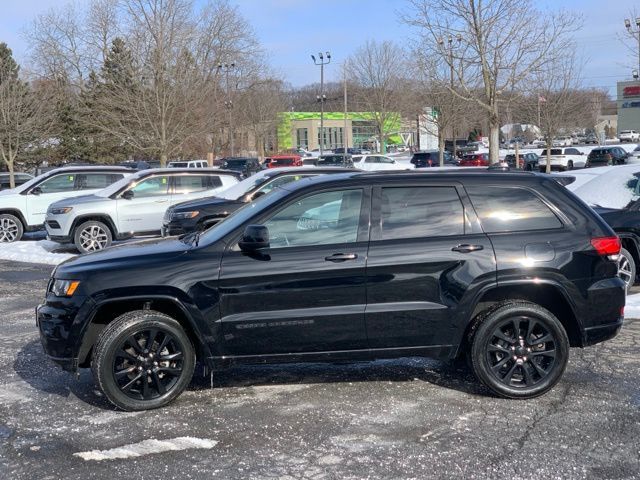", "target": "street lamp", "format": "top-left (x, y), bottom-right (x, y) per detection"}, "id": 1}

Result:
top-left (437, 35), bottom-right (461, 160)
top-left (312, 52), bottom-right (331, 156)
top-left (218, 62), bottom-right (236, 156)
top-left (625, 17), bottom-right (640, 76)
